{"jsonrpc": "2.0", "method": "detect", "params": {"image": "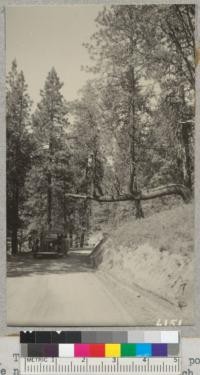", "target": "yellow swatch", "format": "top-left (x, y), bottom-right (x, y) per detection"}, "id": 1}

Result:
top-left (105, 344), bottom-right (121, 357)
